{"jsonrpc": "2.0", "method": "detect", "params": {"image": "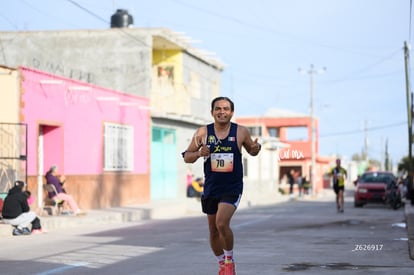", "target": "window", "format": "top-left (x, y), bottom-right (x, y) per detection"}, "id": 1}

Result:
top-left (360, 172), bottom-right (395, 184)
top-left (268, 127), bottom-right (279, 138)
top-left (157, 66), bottom-right (174, 80)
top-left (286, 127), bottom-right (307, 141)
top-left (247, 126), bottom-right (262, 137)
top-left (104, 123), bottom-right (134, 171)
